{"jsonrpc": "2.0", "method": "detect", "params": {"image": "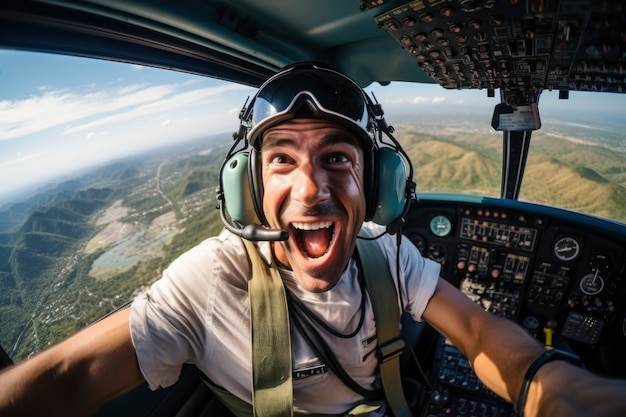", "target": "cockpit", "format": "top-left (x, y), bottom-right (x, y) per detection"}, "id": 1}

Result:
top-left (1, 1), bottom-right (626, 416)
